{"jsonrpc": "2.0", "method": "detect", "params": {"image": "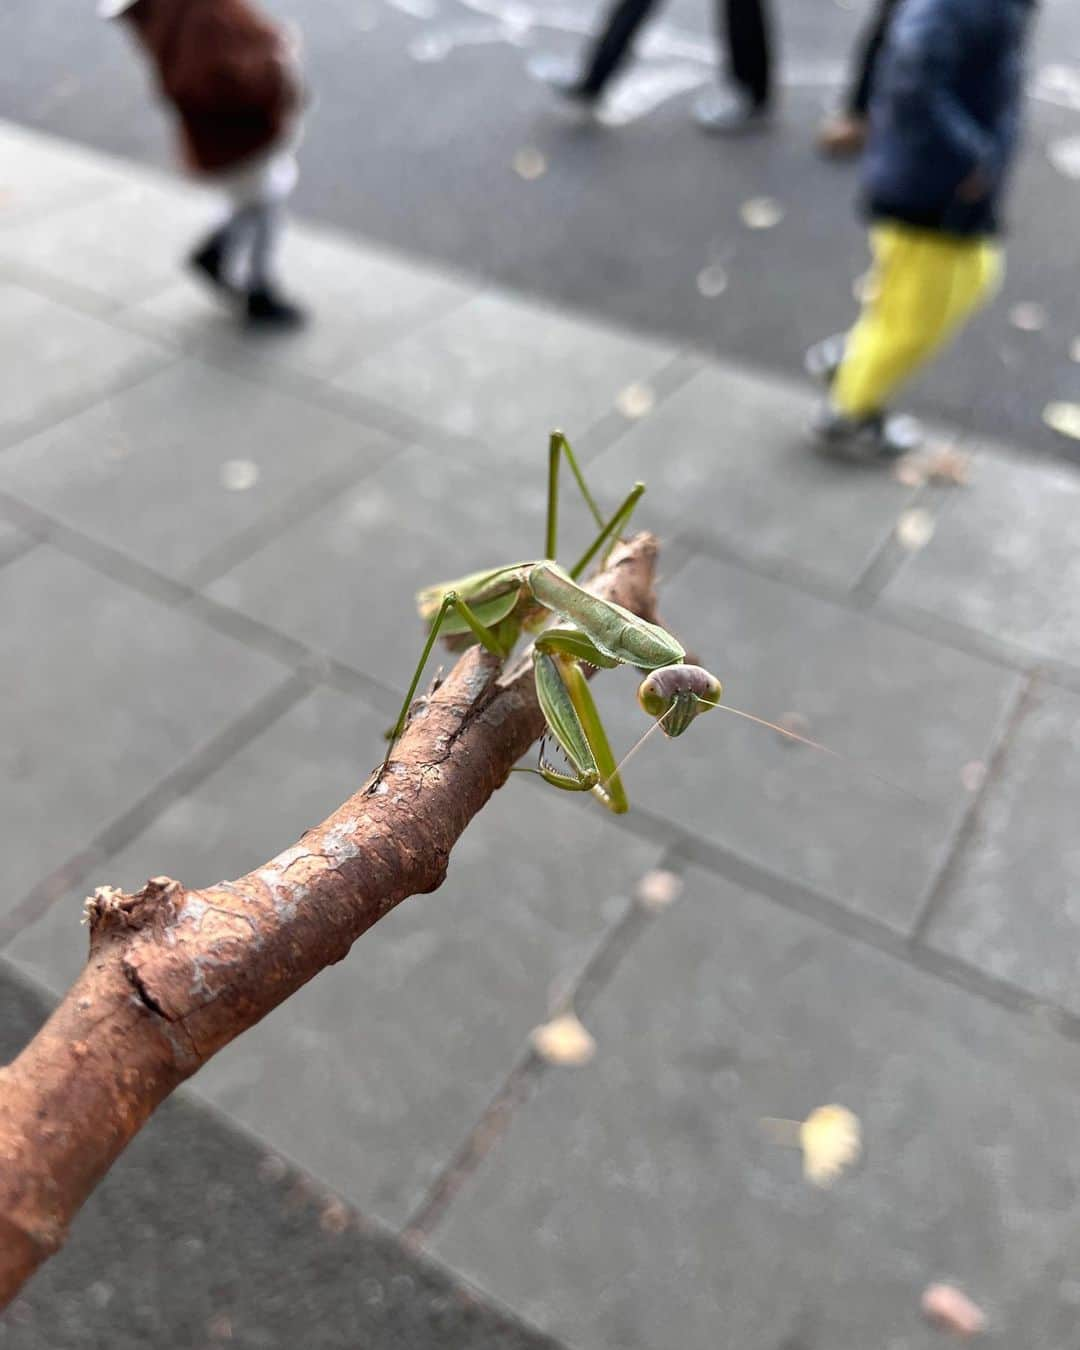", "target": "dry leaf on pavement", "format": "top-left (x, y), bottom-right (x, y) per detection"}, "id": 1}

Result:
top-left (636, 868), bottom-right (683, 911)
top-left (892, 445), bottom-right (971, 487)
top-left (531, 1012), bottom-right (596, 1066)
top-left (696, 263), bottom-right (728, 298)
top-left (799, 1104), bottom-right (862, 1187)
top-left (512, 147), bottom-right (548, 180)
top-left (1008, 301), bottom-right (1046, 332)
top-left (1043, 401), bottom-right (1080, 440)
top-left (896, 507), bottom-right (935, 551)
top-left (615, 382), bottom-right (656, 419)
top-left (921, 1283), bottom-right (987, 1337)
top-left (740, 196), bottom-right (784, 230)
